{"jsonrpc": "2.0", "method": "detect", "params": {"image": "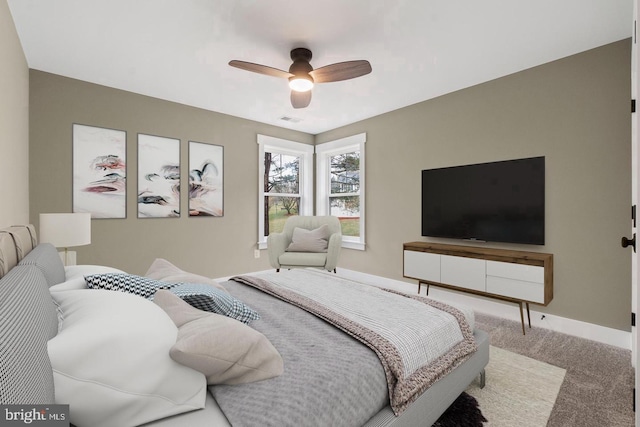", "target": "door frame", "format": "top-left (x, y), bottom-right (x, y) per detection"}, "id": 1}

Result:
top-left (632, 2), bottom-right (639, 424)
